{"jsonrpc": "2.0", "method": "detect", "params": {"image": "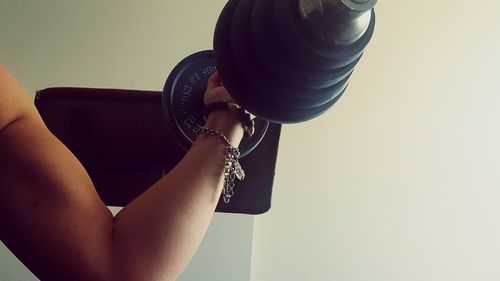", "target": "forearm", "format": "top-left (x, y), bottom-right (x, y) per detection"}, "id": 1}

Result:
top-left (112, 110), bottom-right (244, 281)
